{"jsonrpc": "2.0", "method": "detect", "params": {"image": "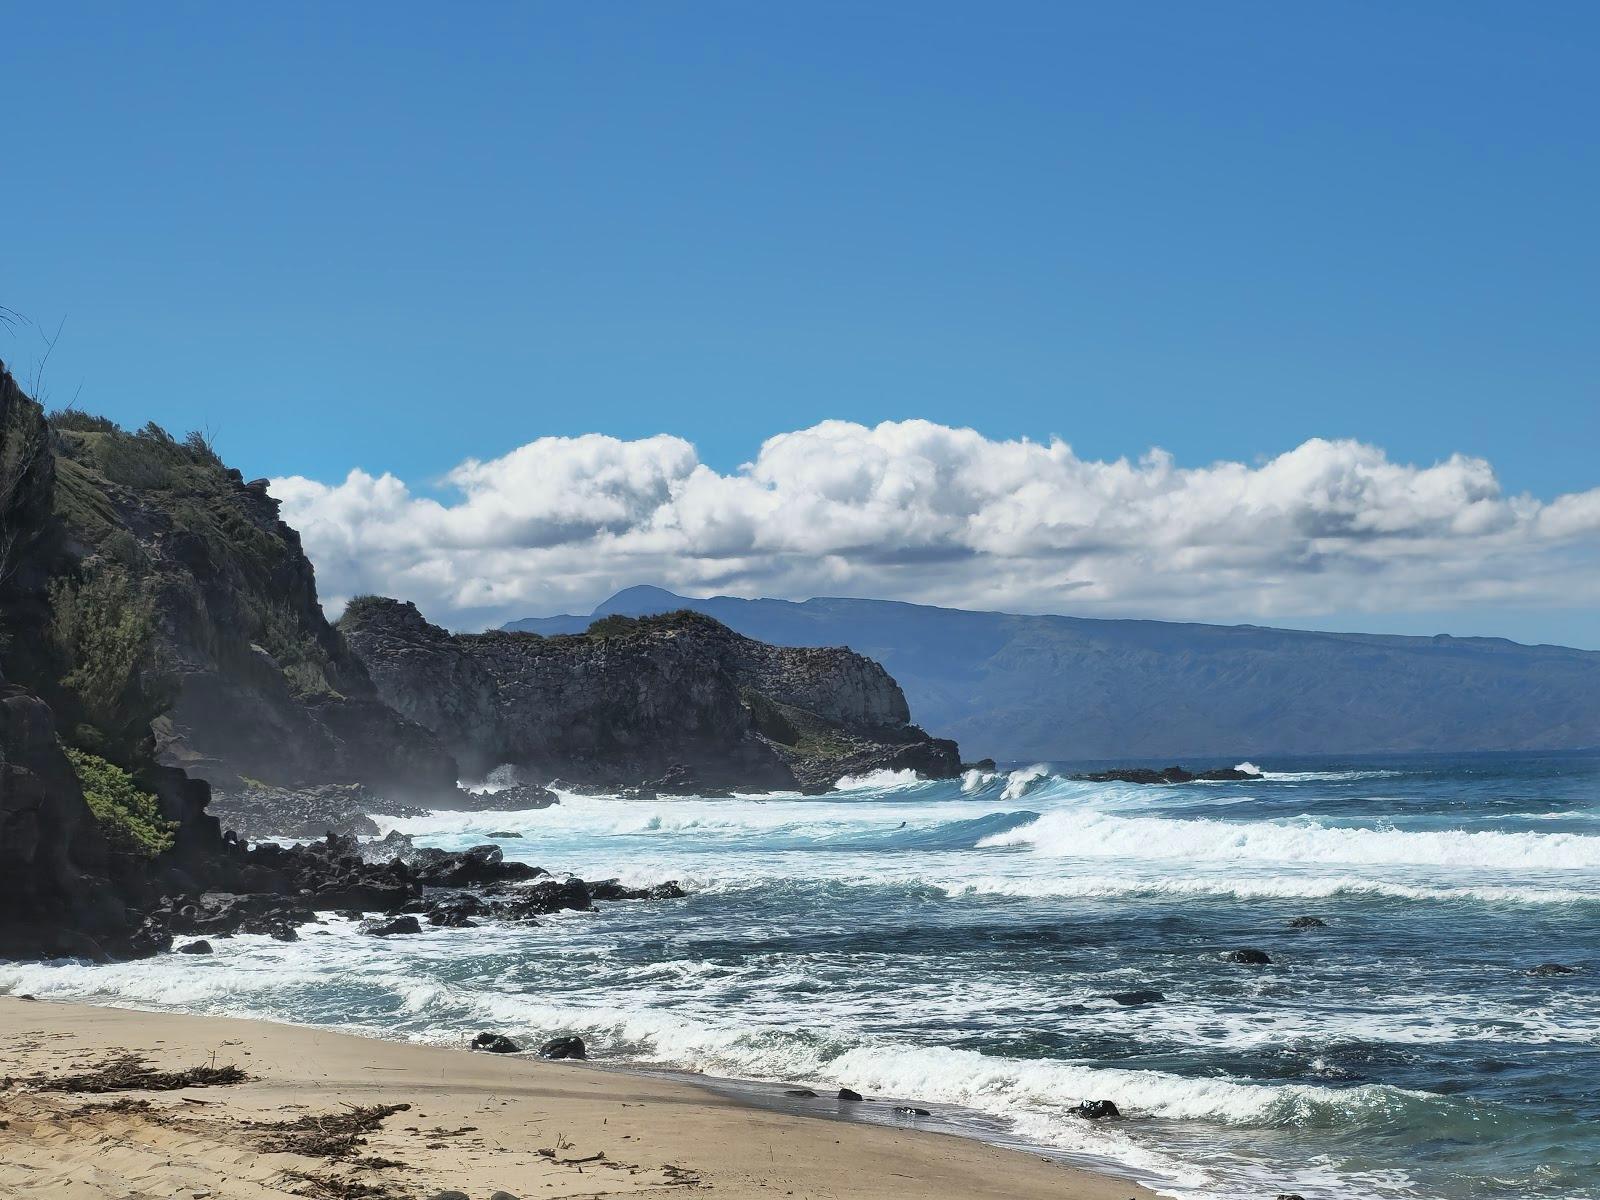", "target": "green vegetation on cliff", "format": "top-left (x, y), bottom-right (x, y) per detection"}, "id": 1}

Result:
top-left (64, 747), bottom-right (175, 858)
top-left (47, 562), bottom-right (165, 757)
